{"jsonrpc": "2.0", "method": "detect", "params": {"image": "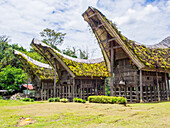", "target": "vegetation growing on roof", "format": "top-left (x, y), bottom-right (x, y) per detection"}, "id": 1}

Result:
top-left (52, 49), bottom-right (108, 77)
top-left (16, 52), bottom-right (57, 80)
top-left (102, 14), bottom-right (170, 70)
